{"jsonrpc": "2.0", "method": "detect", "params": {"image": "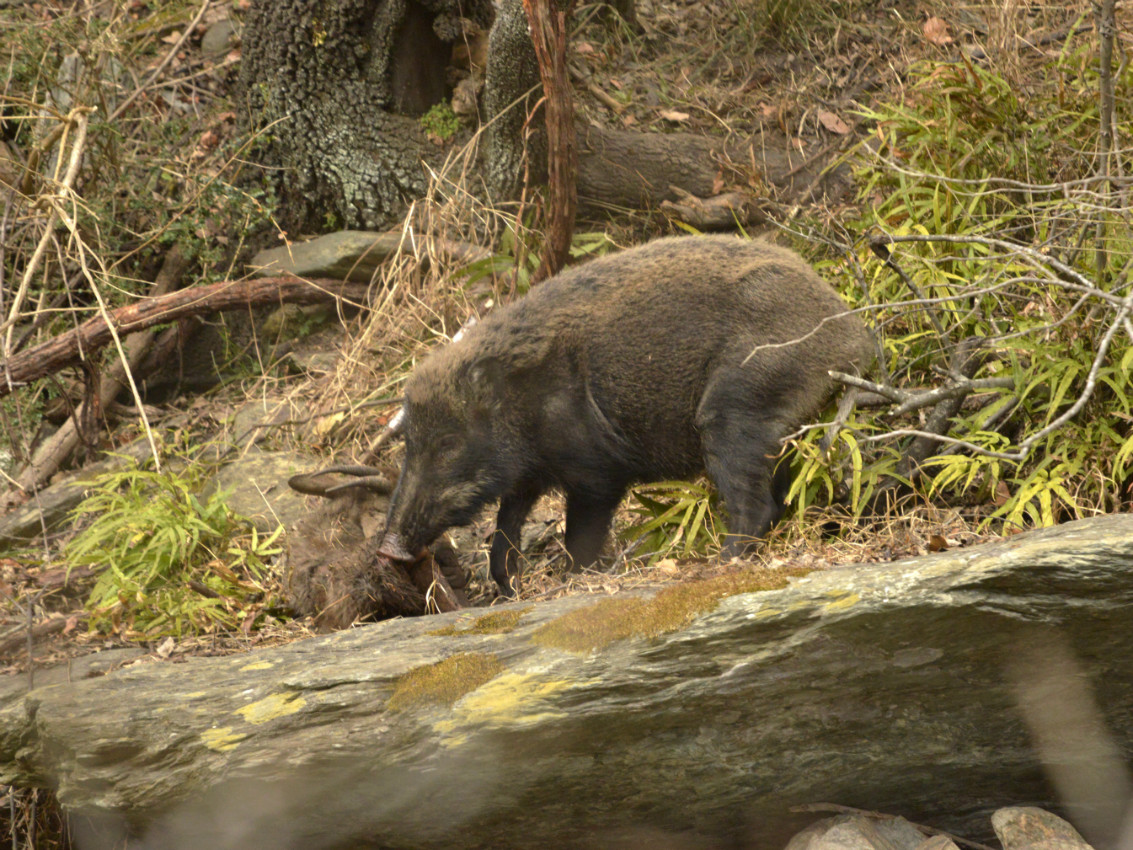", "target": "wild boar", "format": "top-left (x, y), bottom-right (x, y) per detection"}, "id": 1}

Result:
top-left (379, 235), bottom-right (873, 595)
